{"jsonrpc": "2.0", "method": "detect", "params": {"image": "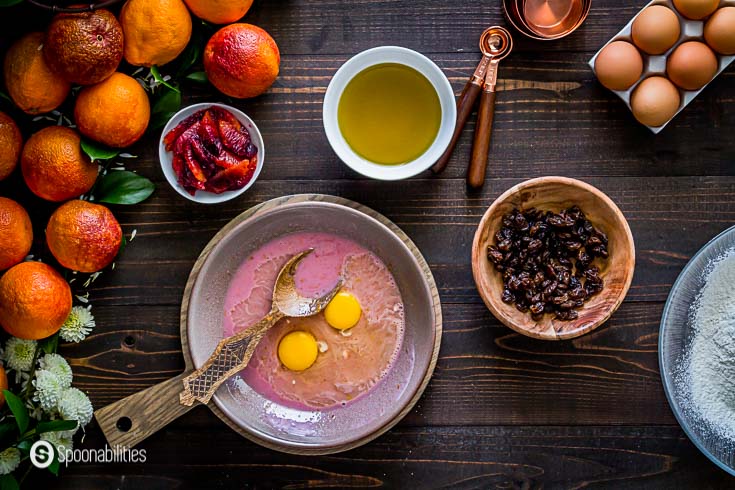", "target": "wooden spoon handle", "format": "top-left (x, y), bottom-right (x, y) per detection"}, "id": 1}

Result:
top-left (431, 81), bottom-right (482, 174)
top-left (94, 372), bottom-right (195, 448)
top-left (467, 89), bottom-right (497, 188)
top-left (179, 310), bottom-right (284, 406)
